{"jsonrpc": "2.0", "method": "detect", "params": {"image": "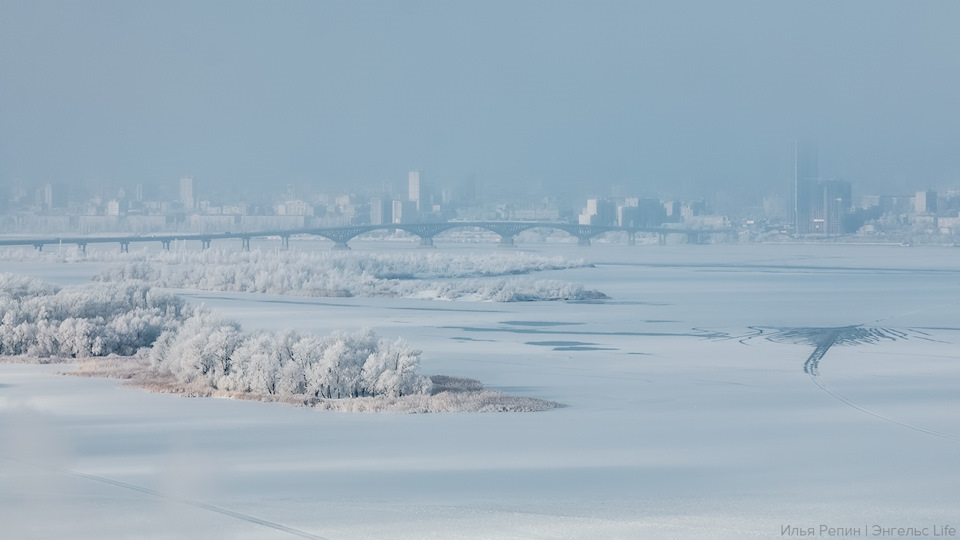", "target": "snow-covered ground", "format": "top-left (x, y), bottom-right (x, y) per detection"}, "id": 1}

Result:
top-left (2, 242), bottom-right (959, 539)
